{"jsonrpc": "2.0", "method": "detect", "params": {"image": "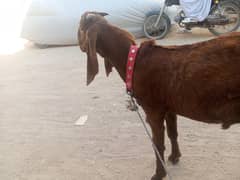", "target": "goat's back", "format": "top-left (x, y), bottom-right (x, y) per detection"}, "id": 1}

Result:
top-left (134, 33), bottom-right (240, 123)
